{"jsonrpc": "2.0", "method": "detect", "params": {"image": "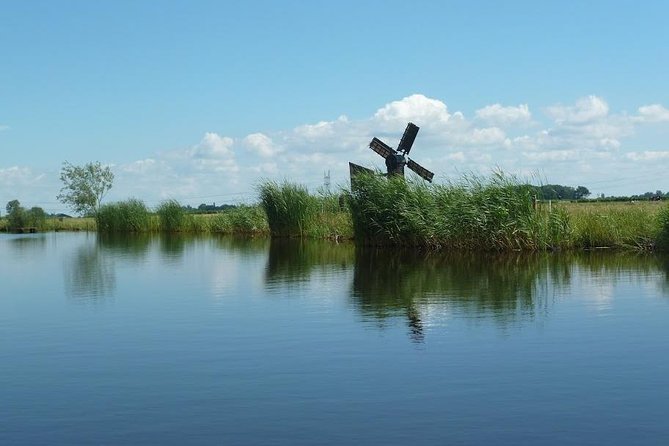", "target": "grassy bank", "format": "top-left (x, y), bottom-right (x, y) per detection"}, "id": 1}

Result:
top-left (4, 174), bottom-right (668, 252)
